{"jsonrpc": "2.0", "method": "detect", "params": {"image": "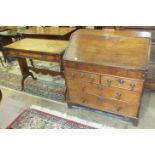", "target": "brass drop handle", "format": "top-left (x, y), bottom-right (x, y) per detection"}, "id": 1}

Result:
top-left (116, 92), bottom-right (122, 100)
top-left (116, 105), bottom-right (121, 112)
top-left (130, 83), bottom-right (135, 91)
top-left (81, 85), bottom-right (85, 91)
top-left (98, 96), bottom-right (104, 102)
top-left (81, 98), bottom-right (86, 103)
top-left (107, 79), bottom-right (112, 86)
top-left (70, 72), bottom-right (75, 80)
top-left (80, 72), bottom-right (84, 78)
top-left (98, 84), bottom-right (104, 90)
top-left (89, 74), bottom-right (94, 82)
top-left (118, 79), bottom-right (125, 84)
